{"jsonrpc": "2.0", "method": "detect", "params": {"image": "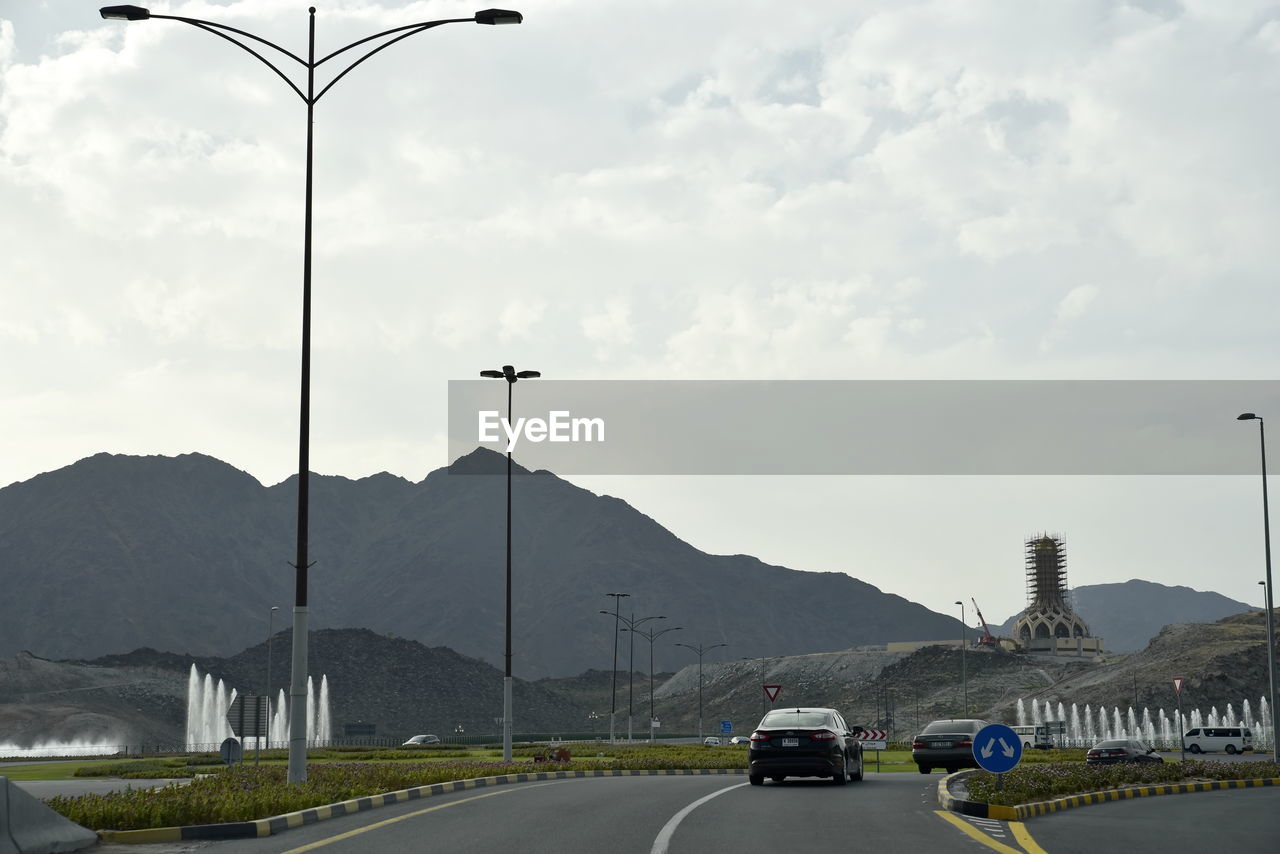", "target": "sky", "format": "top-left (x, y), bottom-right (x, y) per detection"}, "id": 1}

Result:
top-left (2, 0), bottom-right (1279, 628)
